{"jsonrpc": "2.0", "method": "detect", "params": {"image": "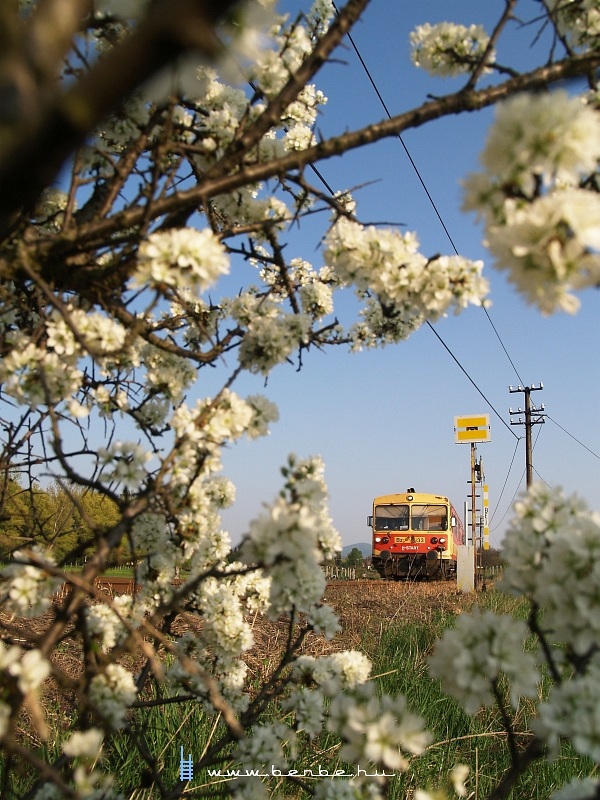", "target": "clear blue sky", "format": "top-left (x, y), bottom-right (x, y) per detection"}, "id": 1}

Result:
top-left (216, 0), bottom-right (600, 550)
